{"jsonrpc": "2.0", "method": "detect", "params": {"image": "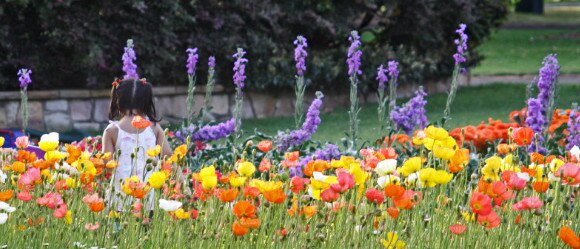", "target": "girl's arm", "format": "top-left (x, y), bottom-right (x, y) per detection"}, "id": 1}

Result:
top-left (102, 126), bottom-right (117, 155)
top-left (155, 124), bottom-right (173, 157)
